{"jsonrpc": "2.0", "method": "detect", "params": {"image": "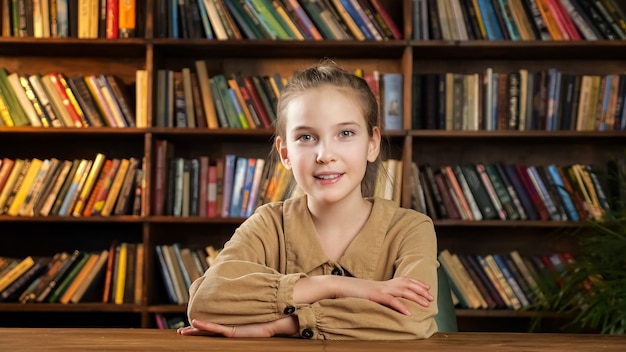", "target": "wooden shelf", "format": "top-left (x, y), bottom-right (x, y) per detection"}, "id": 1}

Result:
top-left (151, 39), bottom-right (408, 59)
top-left (147, 216), bottom-right (244, 224)
top-left (1, 0), bottom-right (624, 332)
top-left (408, 130), bottom-right (626, 139)
top-left (455, 309), bottom-right (563, 319)
top-left (146, 305), bottom-right (187, 313)
top-left (433, 220), bottom-right (585, 228)
top-left (0, 127), bottom-right (147, 135)
top-left (0, 37), bottom-right (147, 58)
top-left (0, 215), bottom-right (143, 223)
top-left (0, 303), bottom-right (141, 313)
top-left (411, 40), bottom-right (626, 60)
